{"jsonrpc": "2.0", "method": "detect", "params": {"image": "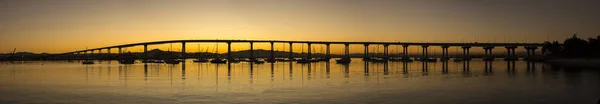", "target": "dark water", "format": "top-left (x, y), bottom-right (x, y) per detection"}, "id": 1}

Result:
top-left (1, 59), bottom-right (599, 104)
